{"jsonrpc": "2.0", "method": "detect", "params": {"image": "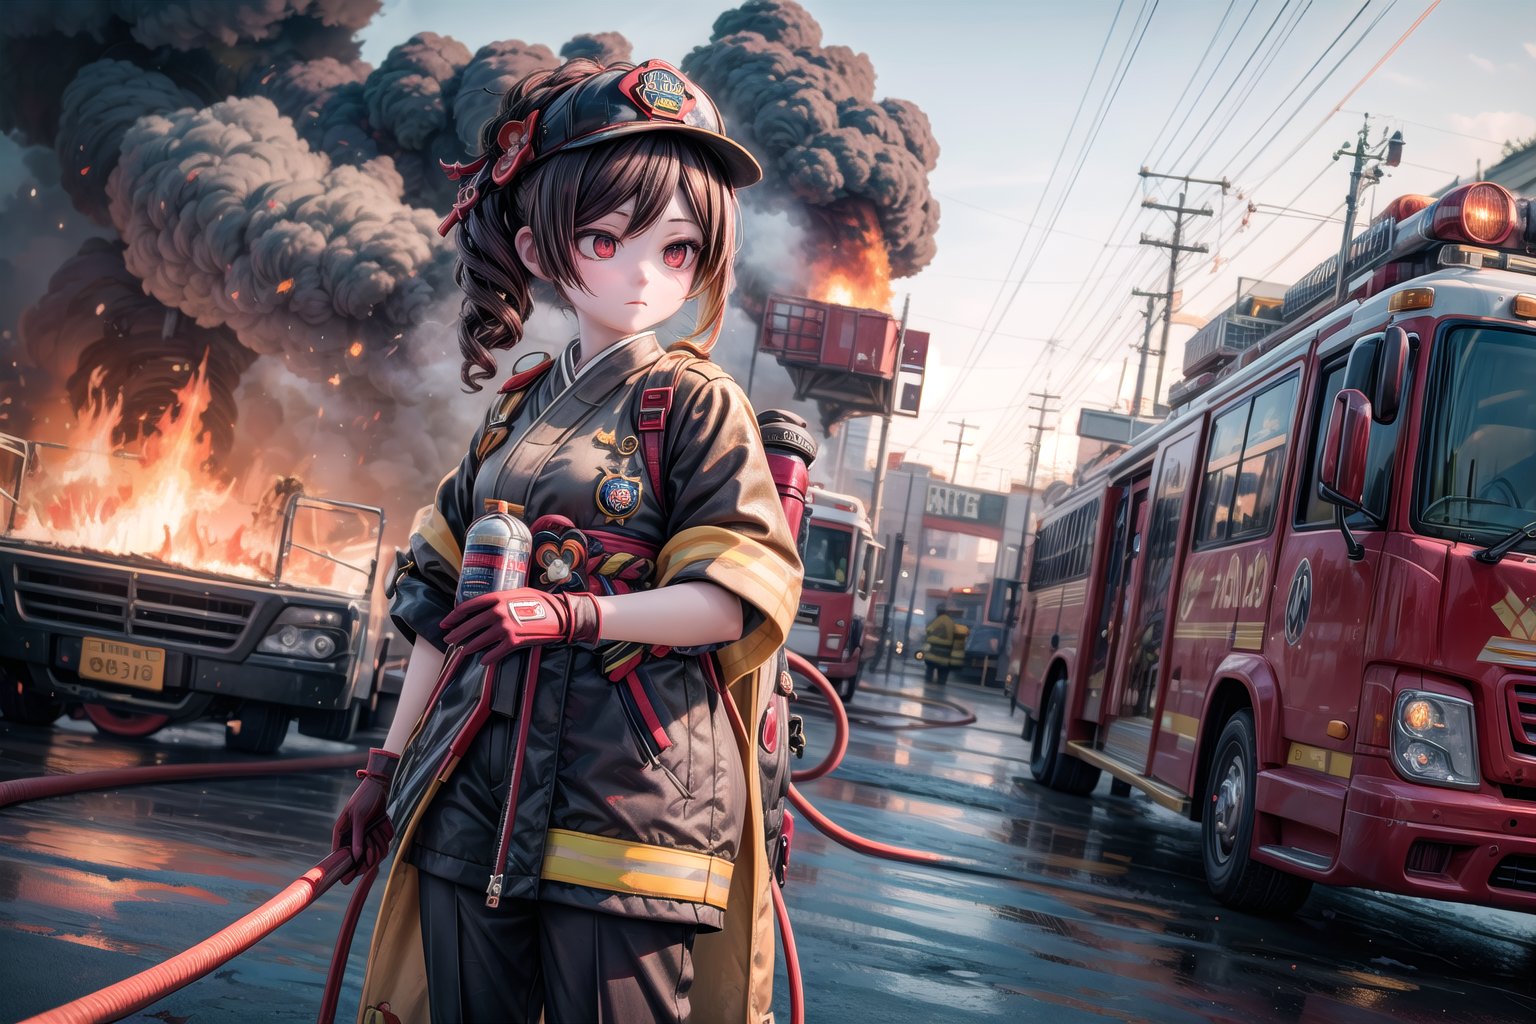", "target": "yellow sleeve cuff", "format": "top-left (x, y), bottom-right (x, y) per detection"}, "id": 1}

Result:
top-left (656, 525), bottom-right (801, 683)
